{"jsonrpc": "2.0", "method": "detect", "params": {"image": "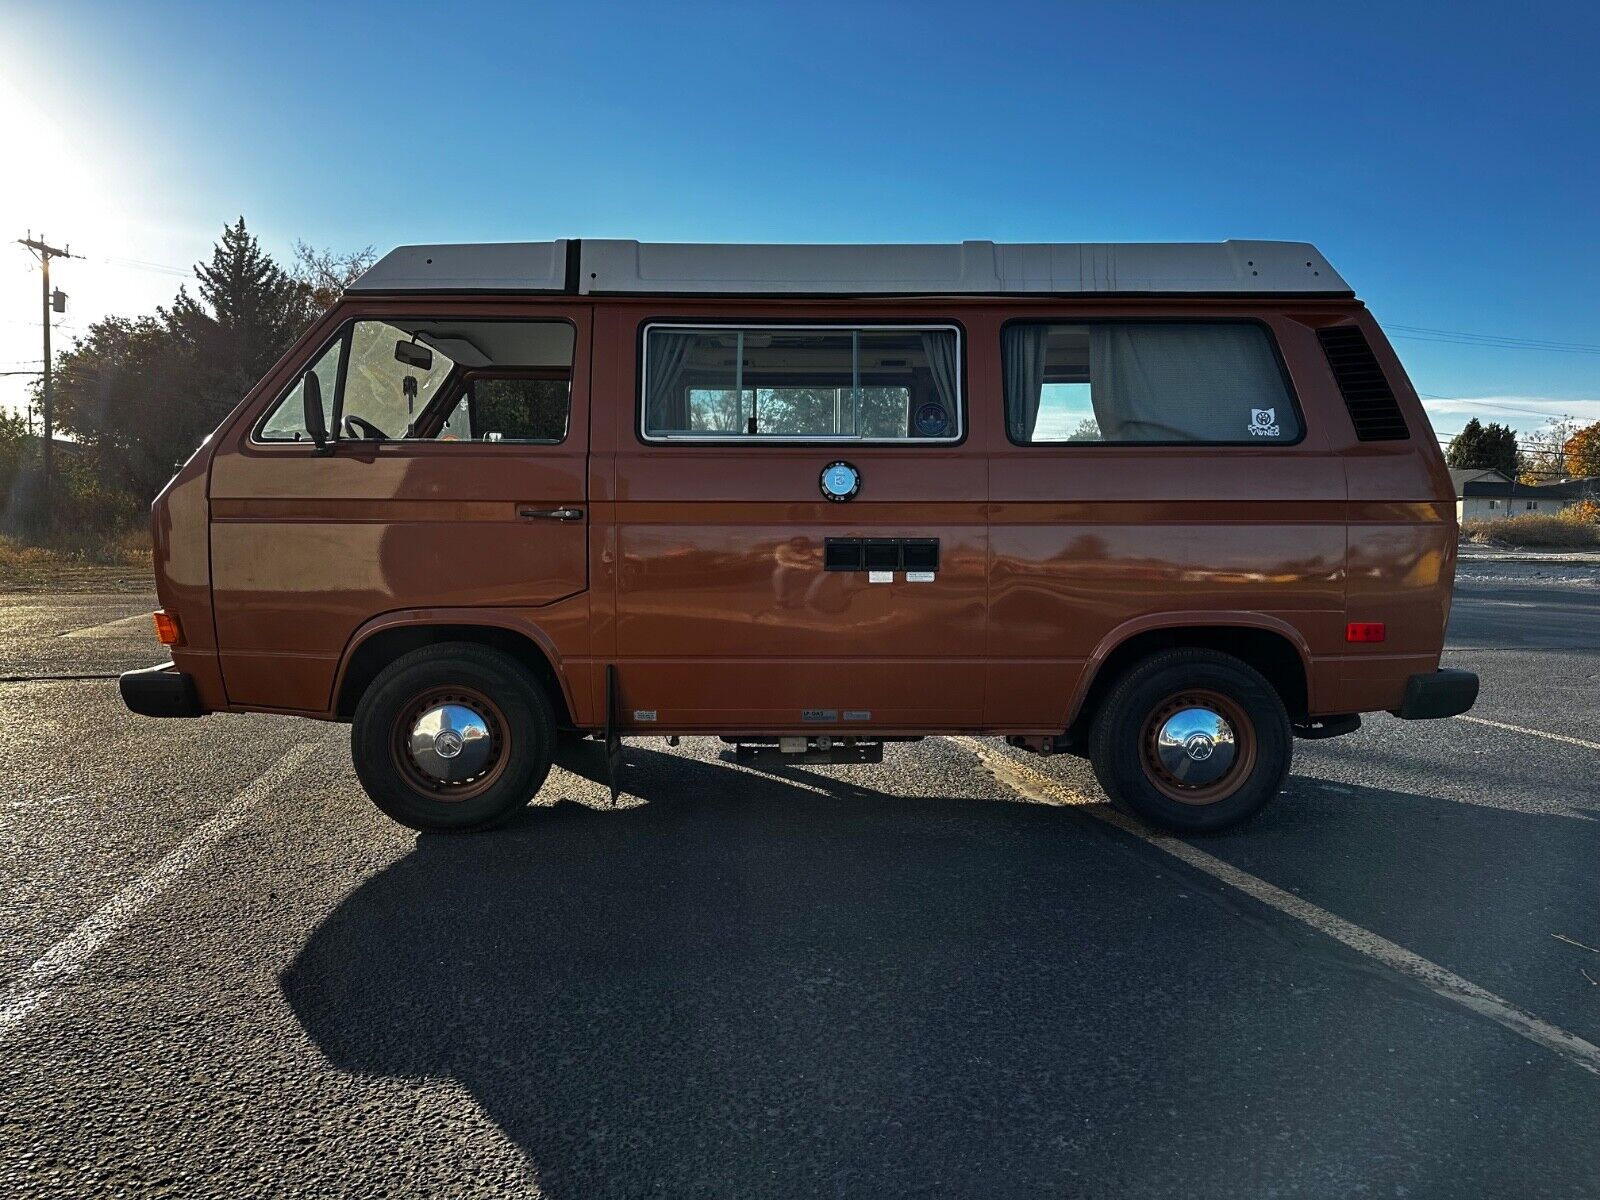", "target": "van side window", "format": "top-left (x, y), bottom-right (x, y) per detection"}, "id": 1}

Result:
top-left (436, 376), bottom-right (570, 443)
top-left (259, 337), bottom-right (342, 442)
top-left (258, 319), bottom-right (574, 444)
top-left (642, 325), bottom-right (961, 441)
top-left (1002, 322), bottom-right (1299, 445)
